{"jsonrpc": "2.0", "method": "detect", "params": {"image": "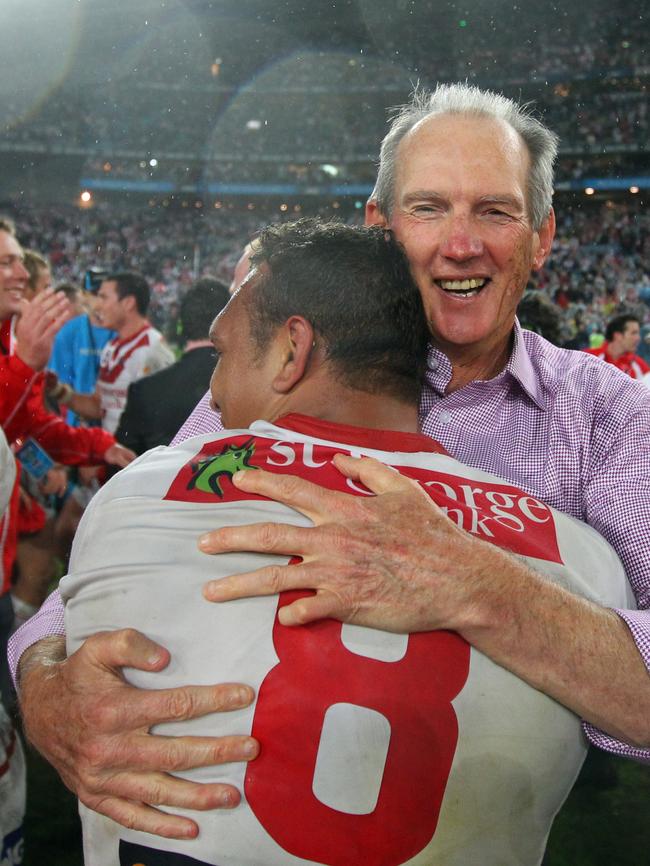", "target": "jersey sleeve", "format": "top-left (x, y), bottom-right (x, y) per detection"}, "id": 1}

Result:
top-left (140, 339), bottom-right (175, 377)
